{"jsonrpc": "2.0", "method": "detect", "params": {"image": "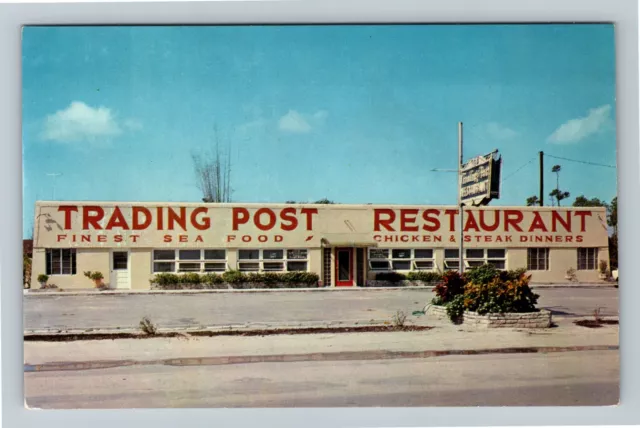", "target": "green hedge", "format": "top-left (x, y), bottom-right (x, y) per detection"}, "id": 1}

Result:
top-left (373, 271), bottom-right (442, 283)
top-left (151, 270), bottom-right (320, 289)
